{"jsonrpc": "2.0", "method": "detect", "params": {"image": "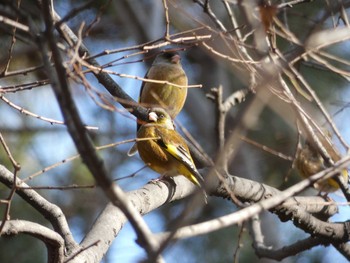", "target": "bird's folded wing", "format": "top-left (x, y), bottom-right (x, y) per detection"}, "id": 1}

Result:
top-left (155, 129), bottom-right (204, 182)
